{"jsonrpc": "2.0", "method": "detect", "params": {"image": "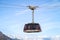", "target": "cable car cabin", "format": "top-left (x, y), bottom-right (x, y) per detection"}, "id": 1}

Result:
top-left (24, 23), bottom-right (41, 33)
top-left (23, 6), bottom-right (42, 33)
